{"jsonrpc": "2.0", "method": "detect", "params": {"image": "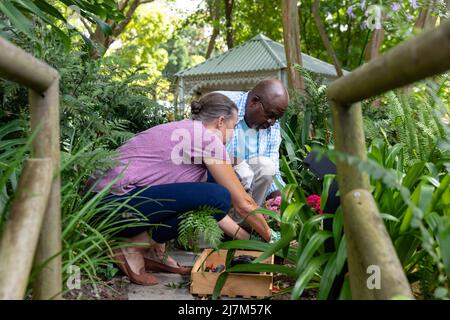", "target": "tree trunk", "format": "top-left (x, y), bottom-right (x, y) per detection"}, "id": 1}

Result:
top-left (224, 0), bottom-right (234, 49)
top-left (363, 25), bottom-right (384, 107)
top-left (90, 0), bottom-right (153, 58)
top-left (415, 0), bottom-right (438, 30)
top-left (364, 27), bottom-right (385, 62)
top-left (206, 0), bottom-right (221, 58)
top-left (281, 0), bottom-right (305, 95)
top-left (312, 0), bottom-right (343, 77)
top-left (206, 28), bottom-right (219, 59)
